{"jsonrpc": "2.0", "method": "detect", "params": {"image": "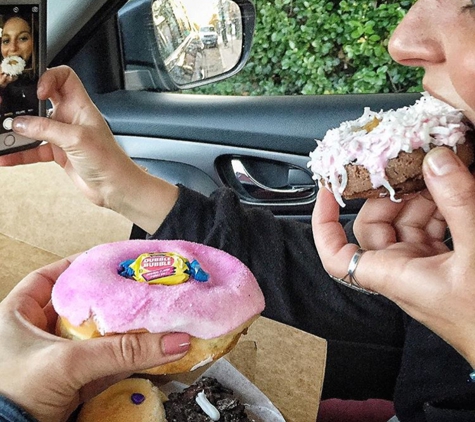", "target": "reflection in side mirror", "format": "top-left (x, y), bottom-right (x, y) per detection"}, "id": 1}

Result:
top-left (151, 0), bottom-right (242, 86)
top-left (119, 0), bottom-right (251, 91)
